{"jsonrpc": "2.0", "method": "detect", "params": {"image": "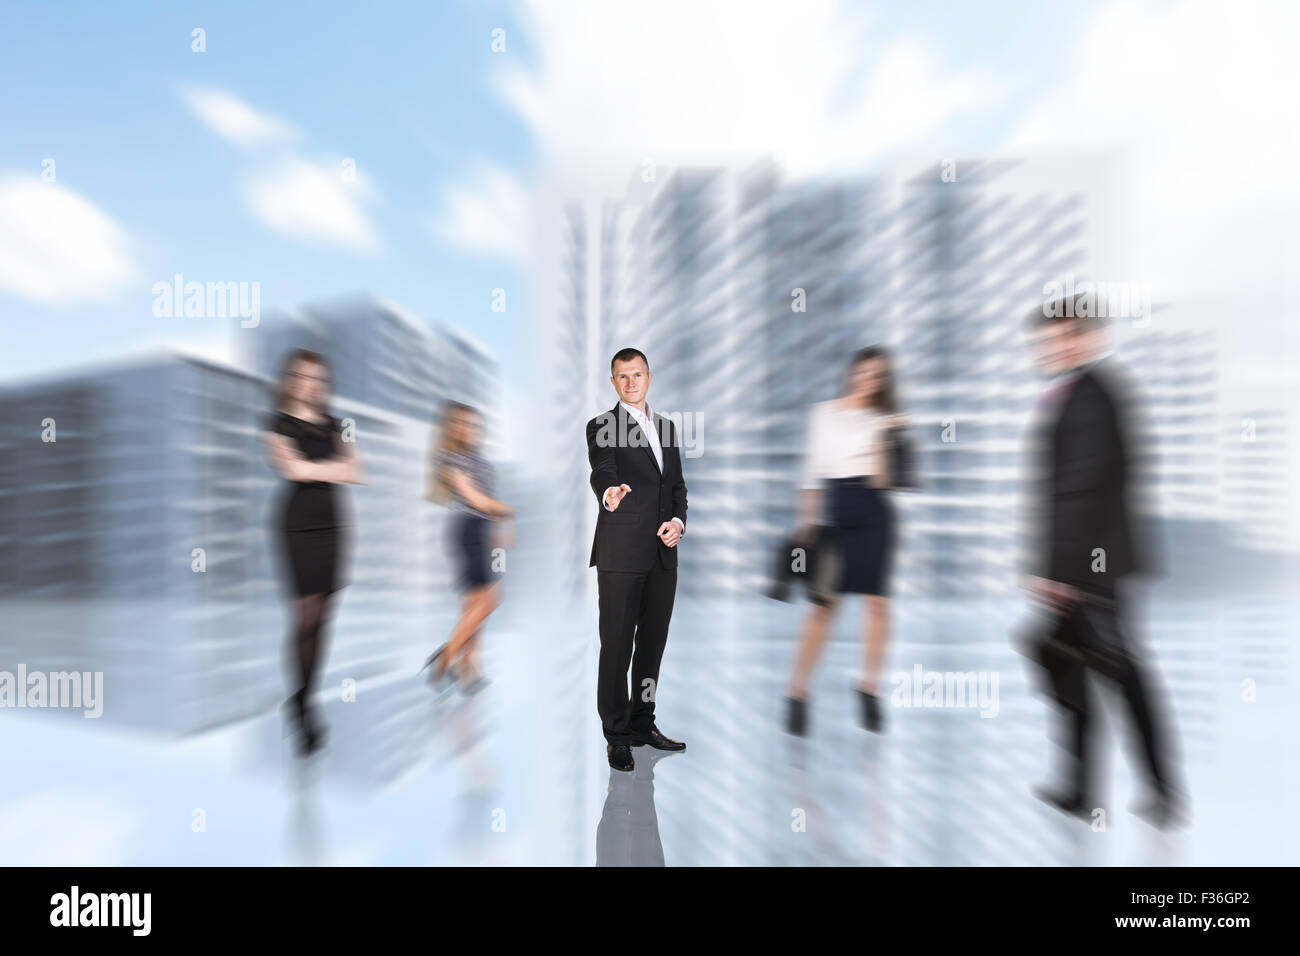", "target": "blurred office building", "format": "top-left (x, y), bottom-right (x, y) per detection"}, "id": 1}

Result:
top-left (567, 158), bottom-right (1091, 611)
top-left (0, 295), bottom-right (499, 739)
top-left (553, 203), bottom-right (594, 603)
top-left (1221, 386), bottom-right (1295, 554)
top-left (554, 158), bottom-right (1298, 605)
top-left (540, 160), bottom-right (1296, 850)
